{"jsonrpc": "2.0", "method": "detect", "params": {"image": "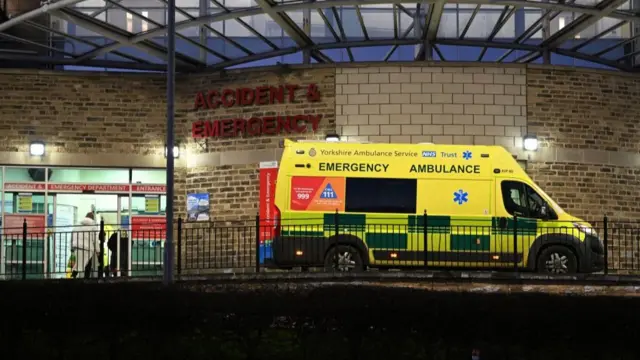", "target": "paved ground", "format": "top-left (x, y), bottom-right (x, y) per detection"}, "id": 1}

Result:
top-left (104, 270), bottom-right (640, 297)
